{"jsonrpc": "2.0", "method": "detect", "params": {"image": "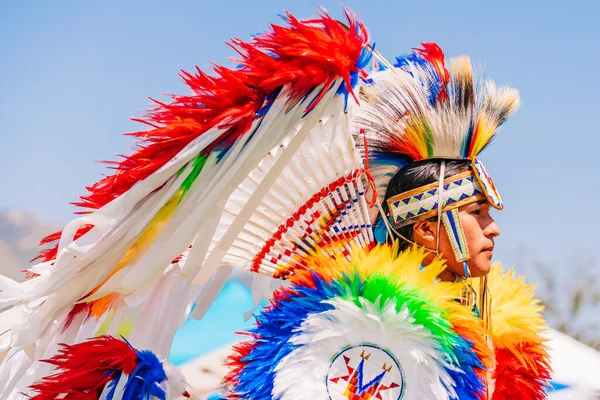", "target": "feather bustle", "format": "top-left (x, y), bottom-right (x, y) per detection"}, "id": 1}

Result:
top-left (32, 10), bottom-right (369, 271)
top-left (226, 245), bottom-right (487, 399)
